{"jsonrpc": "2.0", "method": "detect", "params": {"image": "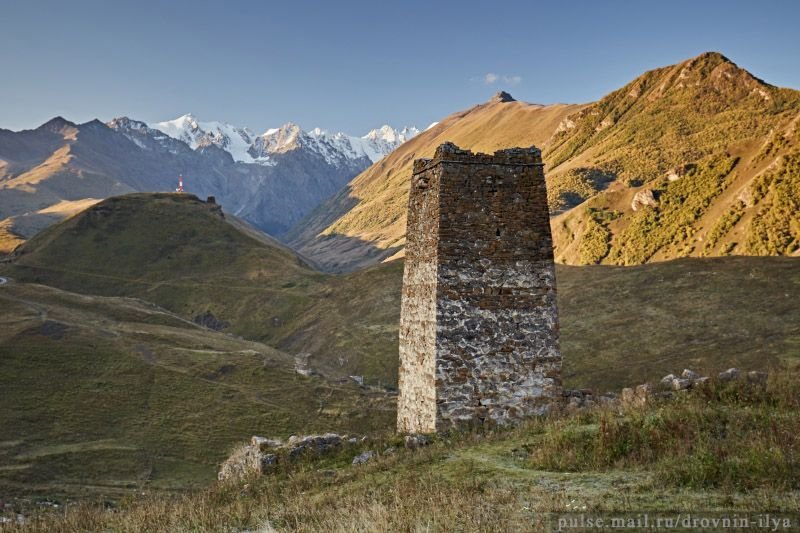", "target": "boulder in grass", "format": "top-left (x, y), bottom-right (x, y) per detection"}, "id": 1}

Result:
top-left (681, 369), bottom-right (699, 380)
top-left (747, 371), bottom-right (768, 386)
top-left (718, 368), bottom-right (740, 382)
top-left (404, 434), bottom-right (432, 450)
top-left (671, 378), bottom-right (692, 391)
top-left (352, 451), bottom-right (376, 465)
